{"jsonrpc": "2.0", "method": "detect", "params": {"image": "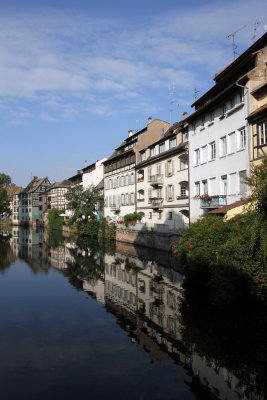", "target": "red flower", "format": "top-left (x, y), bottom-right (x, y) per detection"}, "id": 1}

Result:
top-left (259, 279), bottom-right (265, 283)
